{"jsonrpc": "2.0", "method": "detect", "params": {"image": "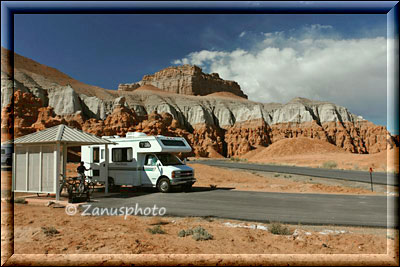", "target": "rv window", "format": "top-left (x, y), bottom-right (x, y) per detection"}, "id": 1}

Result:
top-left (145, 154), bottom-right (157, 166)
top-left (112, 148), bottom-right (133, 162)
top-left (139, 141), bottom-right (151, 148)
top-left (157, 153), bottom-right (183, 166)
top-left (93, 147), bottom-right (100, 163)
top-left (161, 139), bottom-right (186, 147)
